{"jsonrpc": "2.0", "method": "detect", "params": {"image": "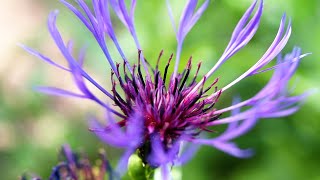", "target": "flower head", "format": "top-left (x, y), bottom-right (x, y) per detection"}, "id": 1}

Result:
top-left (20, 145), bottom-right (117, 180)
top-left (23, 0), bottom-right (310, 178)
